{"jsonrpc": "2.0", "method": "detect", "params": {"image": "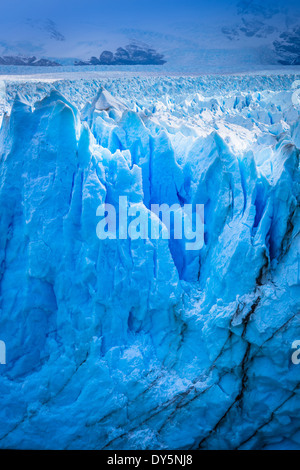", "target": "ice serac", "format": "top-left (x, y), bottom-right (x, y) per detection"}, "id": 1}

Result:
top-left (0, 76), bottom-right (299, 450)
